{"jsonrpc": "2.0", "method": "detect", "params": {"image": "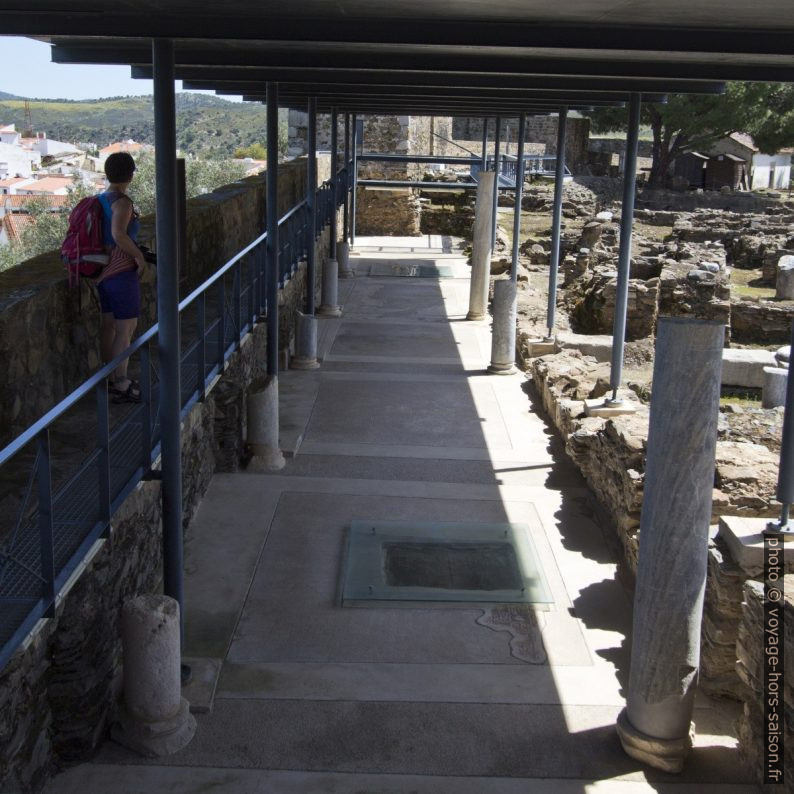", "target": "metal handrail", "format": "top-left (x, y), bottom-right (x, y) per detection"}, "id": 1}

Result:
top-left (0, 175), bottom-right (344, 671)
